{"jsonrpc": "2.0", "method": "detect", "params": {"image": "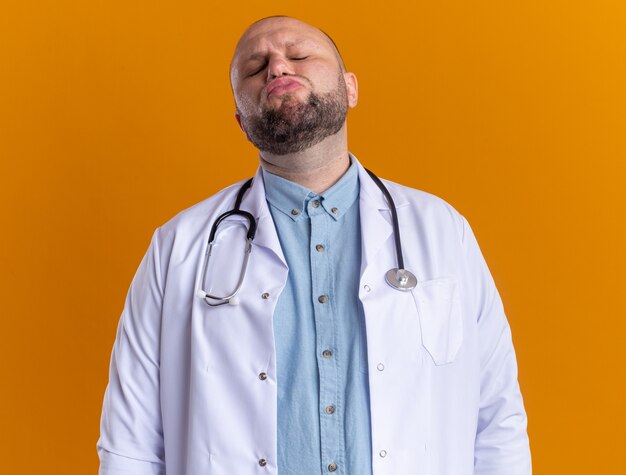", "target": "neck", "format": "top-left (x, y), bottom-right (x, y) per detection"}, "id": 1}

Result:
top-left (258, 125), bottom-right (350, 194)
